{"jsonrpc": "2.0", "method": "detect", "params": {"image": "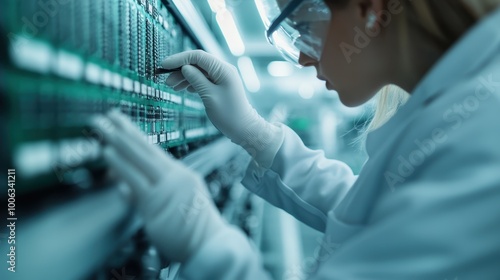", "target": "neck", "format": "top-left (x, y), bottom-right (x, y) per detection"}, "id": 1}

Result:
top-left (383, 21), bottom-right (443, 93)
top-left (383, 0), bottom-right (500, 93)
